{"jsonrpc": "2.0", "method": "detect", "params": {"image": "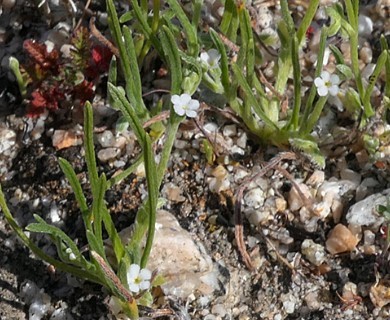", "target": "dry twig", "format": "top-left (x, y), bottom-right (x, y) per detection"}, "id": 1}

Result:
top-left (234, 152), bottom-right (296, 270)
